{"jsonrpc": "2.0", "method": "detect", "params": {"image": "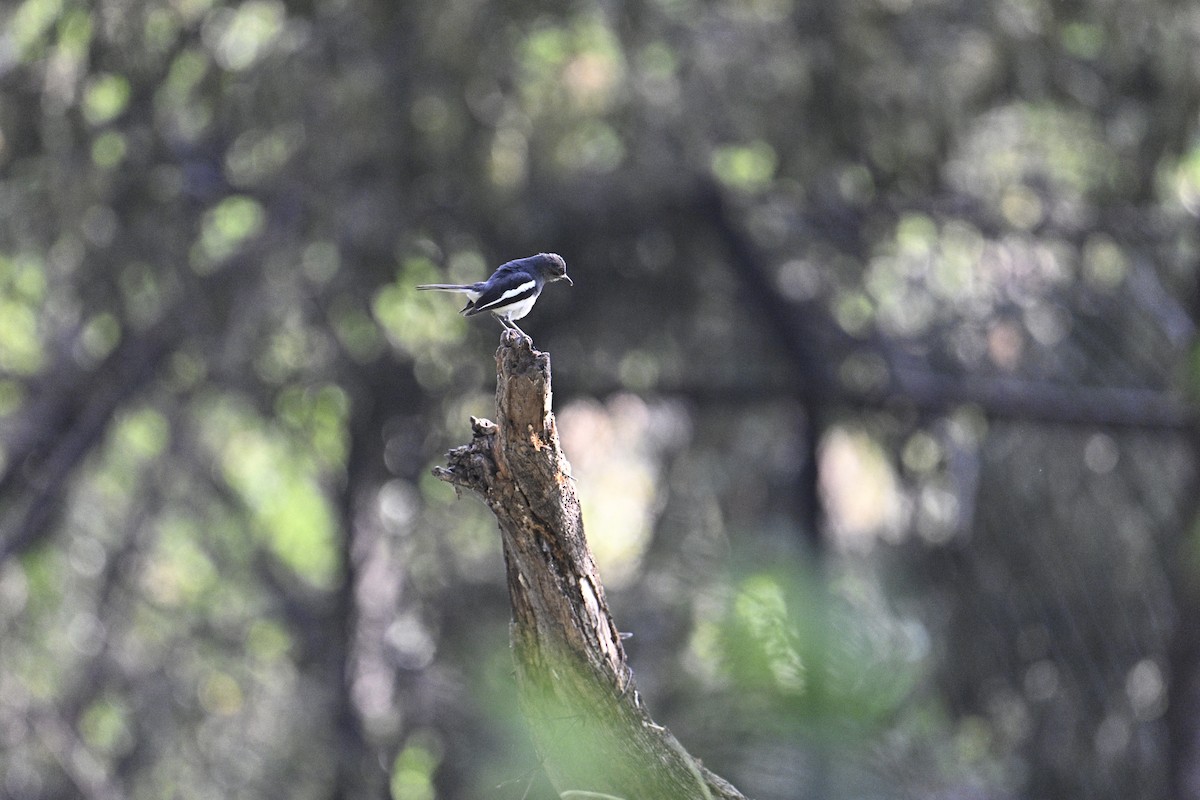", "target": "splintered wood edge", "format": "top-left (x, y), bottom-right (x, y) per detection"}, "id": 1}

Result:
top-left (428, 333), bottom-right (748, 800)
